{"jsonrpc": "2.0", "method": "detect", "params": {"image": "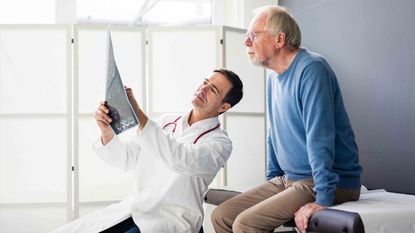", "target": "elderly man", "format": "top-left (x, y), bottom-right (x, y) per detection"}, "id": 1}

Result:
top-left (50, 69), bottom-right (243, 233)
top-left (212, 6), bottom-right (362, 233)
